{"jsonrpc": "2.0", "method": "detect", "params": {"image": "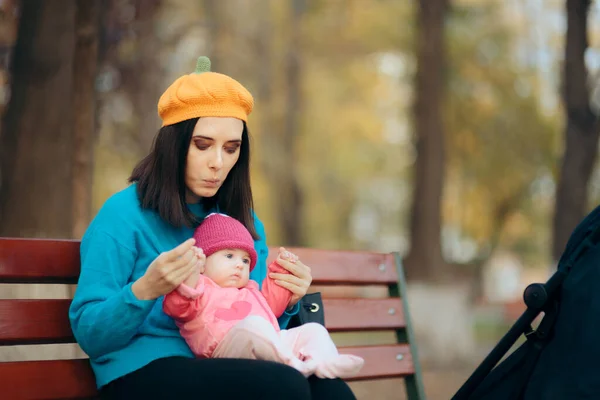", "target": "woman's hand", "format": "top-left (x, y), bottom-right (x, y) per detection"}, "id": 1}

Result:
top-left (270, 247), bottom-right (312, 308)
top-left (132, 238), bottom-right (201, 300)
